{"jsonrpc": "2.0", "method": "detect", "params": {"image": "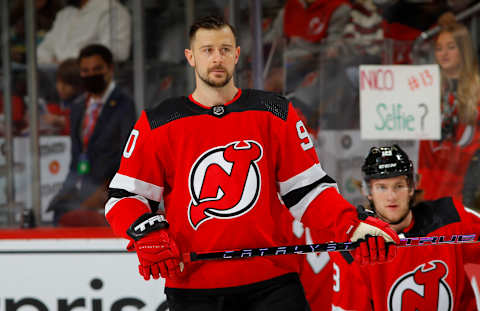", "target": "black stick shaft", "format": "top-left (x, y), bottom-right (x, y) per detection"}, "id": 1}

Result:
top-left (188, 234), bottom-right (479, 262)
top-left (190, 241), bottom-right (359, 262)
